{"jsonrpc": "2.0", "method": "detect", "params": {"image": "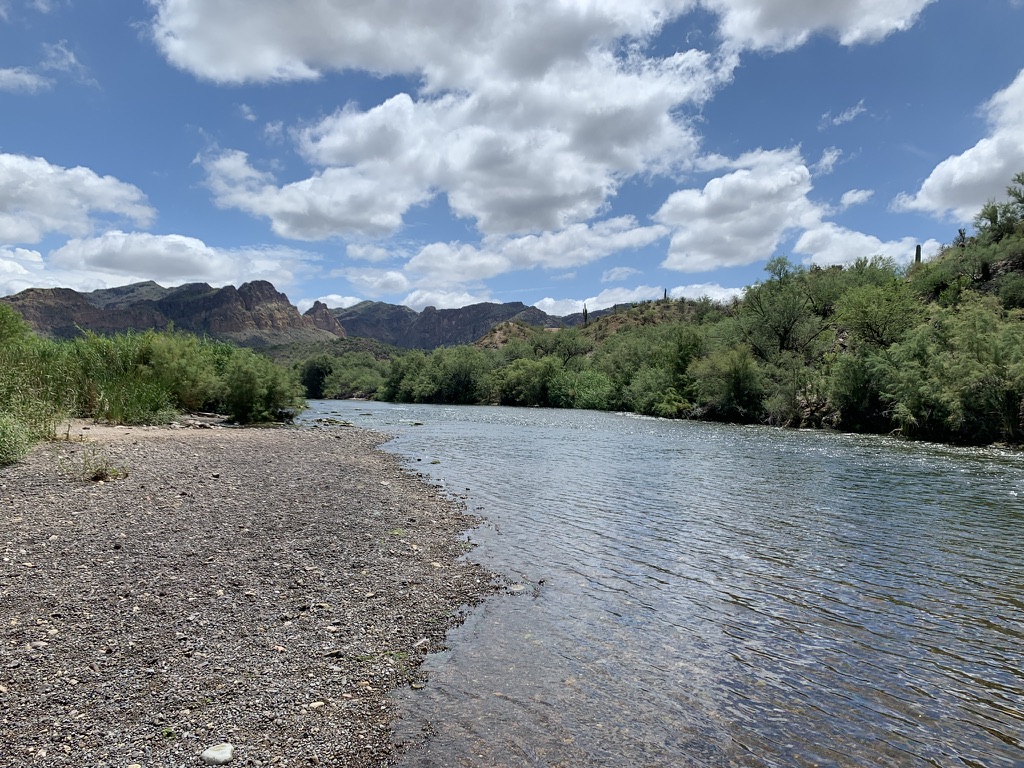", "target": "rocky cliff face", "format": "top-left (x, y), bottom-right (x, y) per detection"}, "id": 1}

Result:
top-left (1, 280), bottom-right (583, 350)
top-left (0, 281), bottom-right (344, 348)
top-left (302, 301), bottom-right (347, 337)
top-left (331, 300), bottom-right (561, 348)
